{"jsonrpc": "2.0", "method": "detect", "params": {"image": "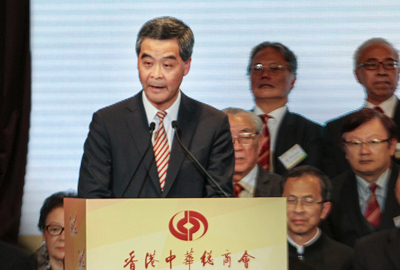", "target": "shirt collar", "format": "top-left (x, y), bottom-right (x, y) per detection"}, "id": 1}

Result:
top-left (355, 168), bottom-right (390, 191)
top-left (365, 94), bottom-right (398, 118)
top-left (253, 105), bottom-right (287, 124)
top-left (287, 228), bottom-right (321, 255)
top-left (142, 90), bottom-right (181, 124)
top-left (237, 165), bottom-right (258, 194)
